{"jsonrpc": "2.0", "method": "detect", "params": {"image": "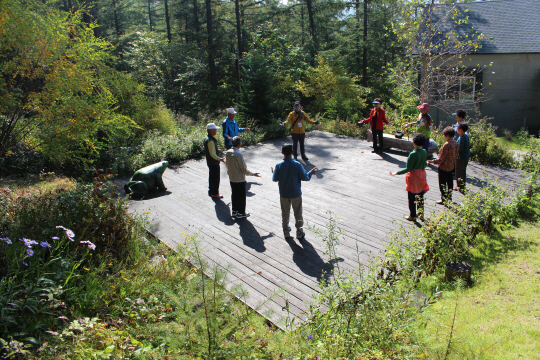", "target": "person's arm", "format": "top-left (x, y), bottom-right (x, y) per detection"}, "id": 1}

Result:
top-left (272, 164), bottom-right (279, 182)
top-left (237, 121), bottom-right (245, 133)
top-left (431, 143), bottom-right (446, 165)
top-left (223, 120), bottom-right (232, 140)
top-left (458, 136), bottom-right (466, 155)
top-left (283, 113), bottom-right (294, 126)
top-left (208, 141), bottom-right (222, 161)
top-left (381, 109), bottom-right (389, 125)
top-left (297, 163), bottom-right (313, 181)
top-left (396, 153), bottom-right (415, 175)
